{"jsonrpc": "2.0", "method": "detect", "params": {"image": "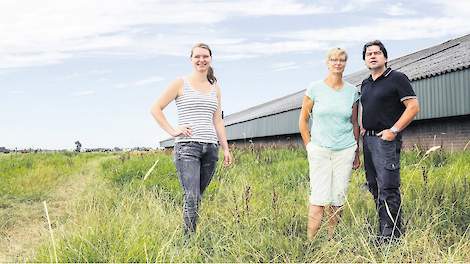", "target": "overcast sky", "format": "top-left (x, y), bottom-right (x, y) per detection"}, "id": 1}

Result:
top-left (1, 0), bottom-right (469, 150)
